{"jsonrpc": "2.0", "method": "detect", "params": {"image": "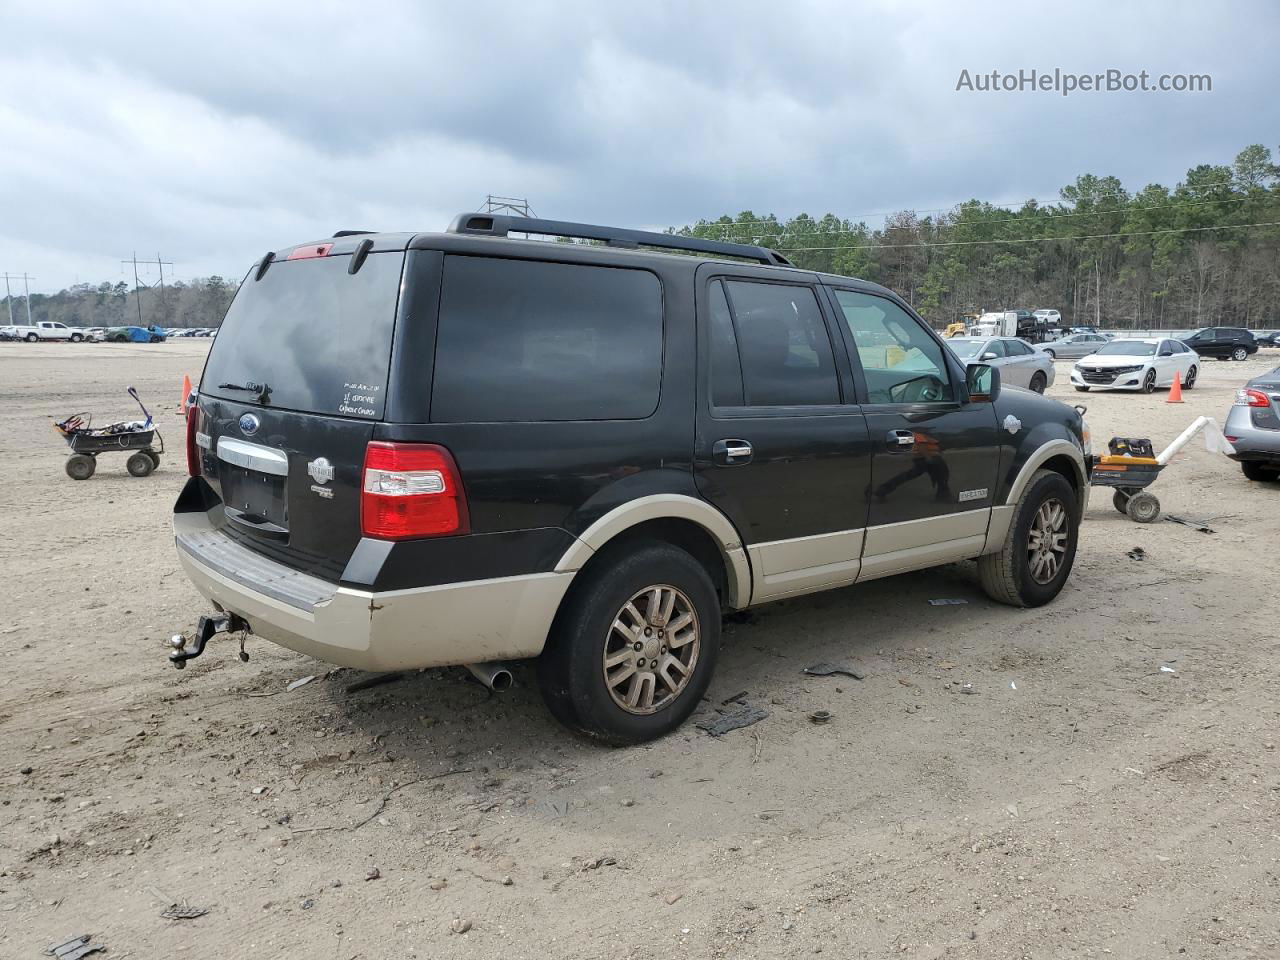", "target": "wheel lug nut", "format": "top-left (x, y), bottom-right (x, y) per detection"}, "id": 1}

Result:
top-left (633, 642), bottom-right (642, 651)
top-left (644, 627), bottom-right (652, 637)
